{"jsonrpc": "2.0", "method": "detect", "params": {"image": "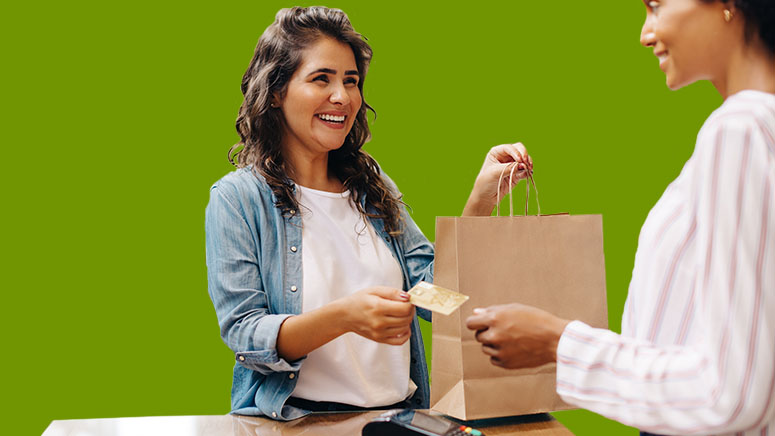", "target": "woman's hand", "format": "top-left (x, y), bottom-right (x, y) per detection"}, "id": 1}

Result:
top-left (276, 287), bottom-right (414, 362)
top-left (340, 287), bottom-right (415, 345)
top-left (463, 143), bottom-right (533, 216)
top-left (465, 303), bottom-right (569, 369)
